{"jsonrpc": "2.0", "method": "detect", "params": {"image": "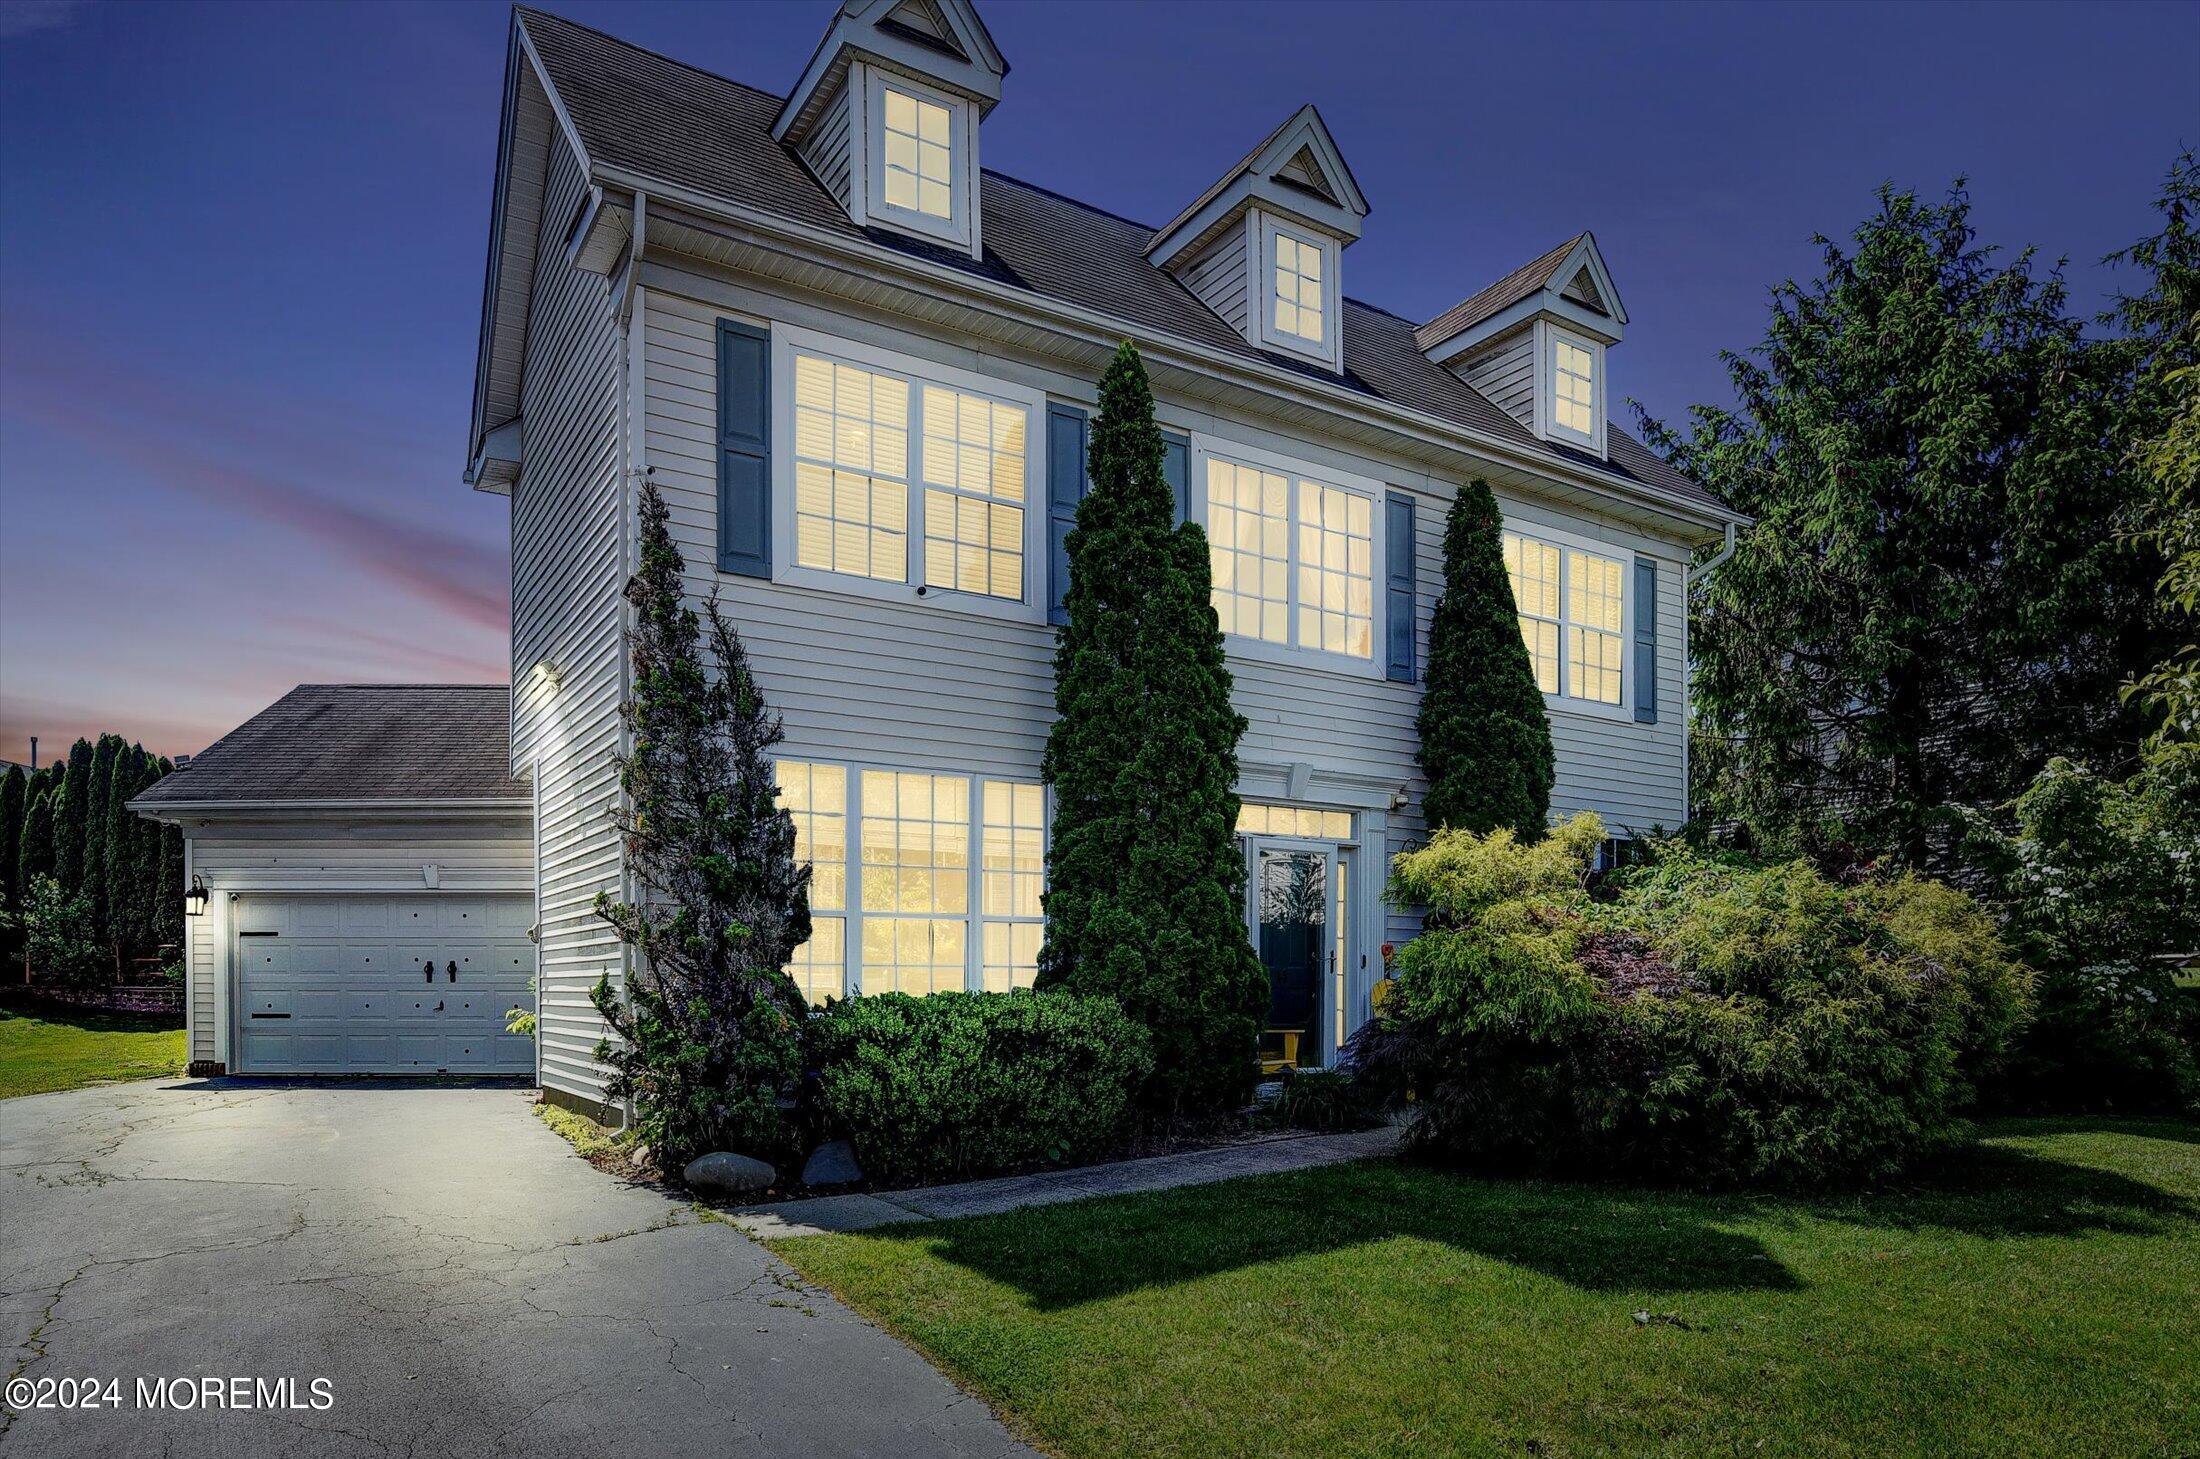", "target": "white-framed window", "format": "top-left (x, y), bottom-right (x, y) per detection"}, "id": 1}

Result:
top-left (863, 69), bottom-right (971, 249)
top-left (774, 757), bottom-right (1047, 1000)
top-left (1504, 528), bottom-right (1628, 709)
top-left (1255, 214), bottom-right (1340, 367)
top-left (774, 326), bottom-right (1043, 621)
top-left (1199, 442), bottom-right (1380, 671)
top-left (1545, 326), bottom-right (1601, 448)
